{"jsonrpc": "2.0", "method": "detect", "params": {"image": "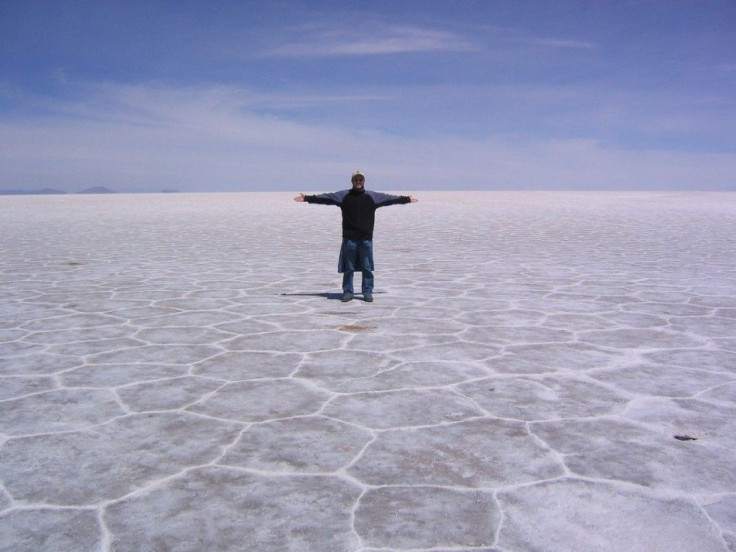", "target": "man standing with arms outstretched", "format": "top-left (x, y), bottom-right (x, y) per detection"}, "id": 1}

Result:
top-left (294, 171), bottom-right (418, 302)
